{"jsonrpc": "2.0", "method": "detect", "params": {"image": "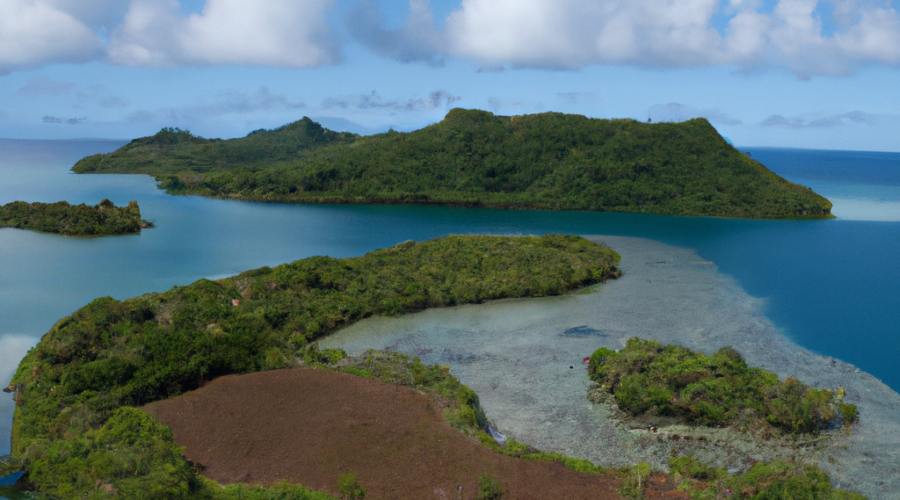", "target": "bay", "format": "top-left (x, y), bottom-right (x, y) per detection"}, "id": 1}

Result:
top-left (1, 139), bottom-right (898, 460)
